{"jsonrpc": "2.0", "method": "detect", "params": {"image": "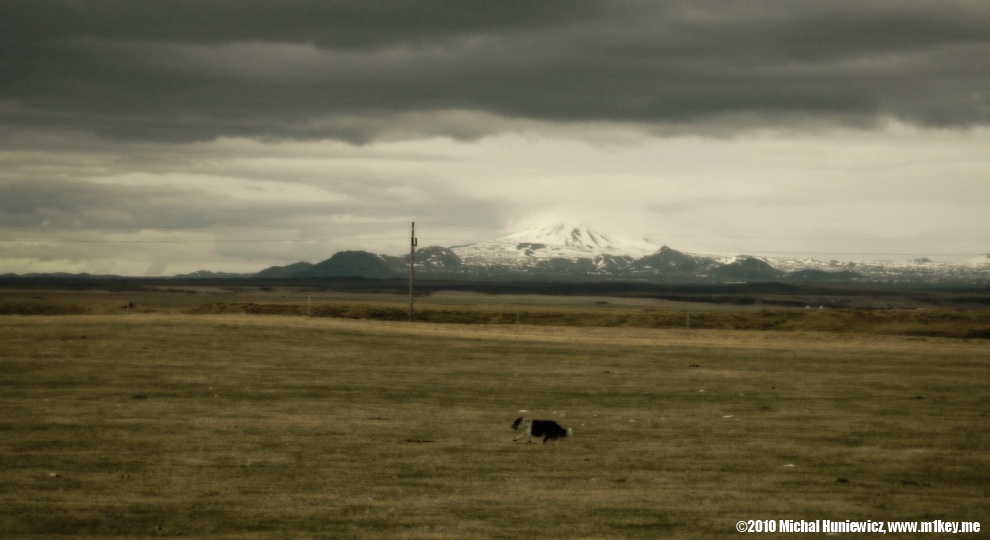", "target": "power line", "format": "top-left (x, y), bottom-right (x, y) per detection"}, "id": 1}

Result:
top-left (698, 251), bottom-right (985, 257)
top-left (3, 219), bottom-right (987, 244)
top-left (657, 234), bottom-right (989, 243)
top-left (416, 221), bottom-right (990, 244)
top-left (0, 221), bottom-right (985, 258)
top-left (0, 237), bottom-right (408, 244)
top-left (1, 237), bottom-right (983, 258)
top-left (0, 221), bottom-right (409, 231)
